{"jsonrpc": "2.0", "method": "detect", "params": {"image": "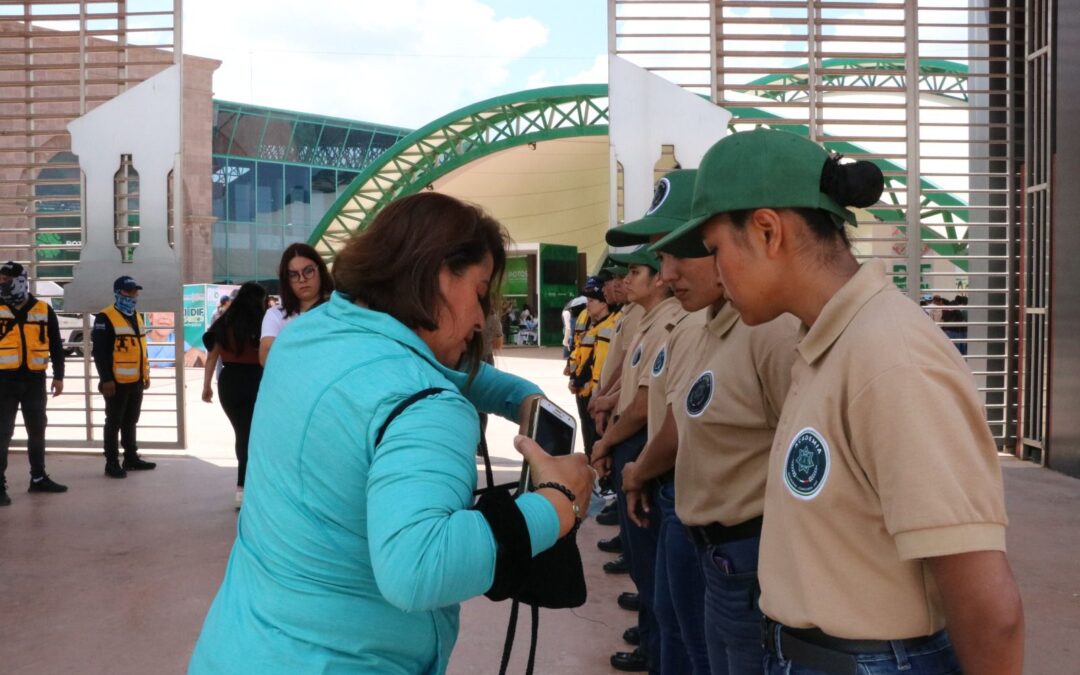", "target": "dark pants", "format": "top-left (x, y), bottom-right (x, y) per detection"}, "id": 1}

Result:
top-left (655, 482), bottom-right (710, 675)
top-left (764, 629), bottom-right (960, 674)
top-left (102, 380), bottom-right (144, 463)
top-left (0, 376), bottom-right (48, 483)
top-left (576, 394), bottom-right (598, 460)
top-left (218, 363), bottom-right (262, 487)
top-left (612, 429), bottom-right (659, 671)
top-left (699, 534), bottom-right (765, 675)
